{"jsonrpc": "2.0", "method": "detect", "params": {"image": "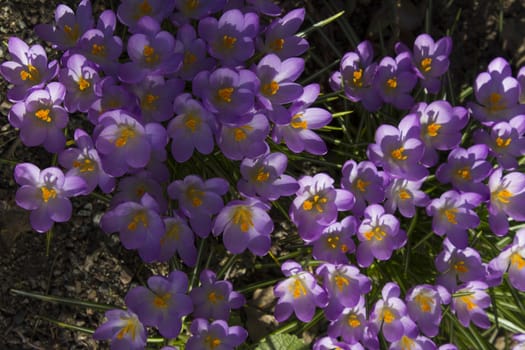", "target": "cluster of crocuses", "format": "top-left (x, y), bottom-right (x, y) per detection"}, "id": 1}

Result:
top-left (3, 0), bottom-right (525, 349)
